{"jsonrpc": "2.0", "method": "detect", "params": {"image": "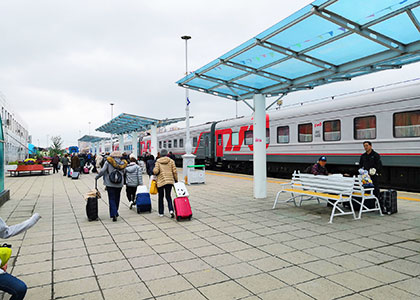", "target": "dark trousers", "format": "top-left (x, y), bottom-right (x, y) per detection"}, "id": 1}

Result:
top-left (0, 273), bottom-right (27, 300)
top-left (52, 163), bottom-right (59, 173)
top-left (158, 184), bottom-right (174, 214)
top-left (126, 186), bottom-right (137, 203)
top-left (372, 175), bottom-right (380, 199)
top-left (63, 165), bottom-right (68, 176)
top-left (107, 187), bottom-right (122, 218)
